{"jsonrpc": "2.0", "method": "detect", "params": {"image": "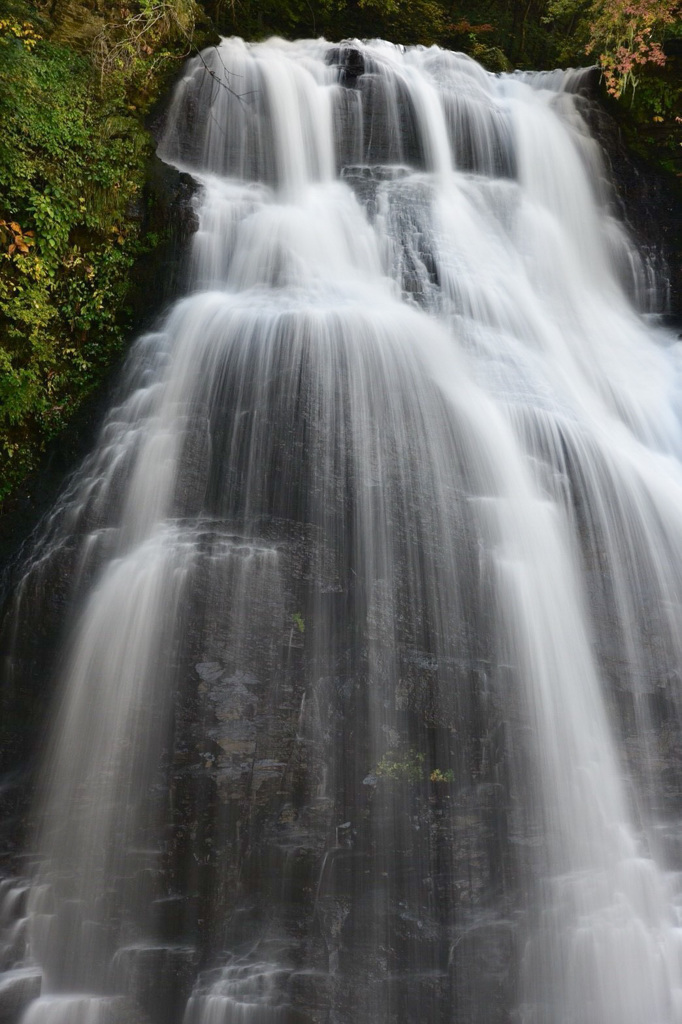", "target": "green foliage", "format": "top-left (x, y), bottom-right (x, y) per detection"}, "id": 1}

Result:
top-left (374, 748), bottom-right (454, 784)
top-left (540, 0), bottom-right (593, 65)
top-left (0, 0), bottom-right (219, 504)
top-left (213, 0), bottom-right (448, 47)
top-left (635, 68), bottom-right (681, 118)
top-left (375, 749), bottom-right (426, 782)
top-left (93, 0), bottom-right (200, 97)
top-left (608, 55), bottom-right (682, 176)
top-left (586, 0), bottom-right (679, 99)
top-left (353, 0), bottom-right (447, 46)
top-left (0, 15), bottom-right (154, 498)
